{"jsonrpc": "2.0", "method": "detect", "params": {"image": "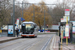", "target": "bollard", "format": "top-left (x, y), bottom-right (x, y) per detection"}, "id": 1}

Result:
top-left (66, 17), bottom-right (69, 46)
